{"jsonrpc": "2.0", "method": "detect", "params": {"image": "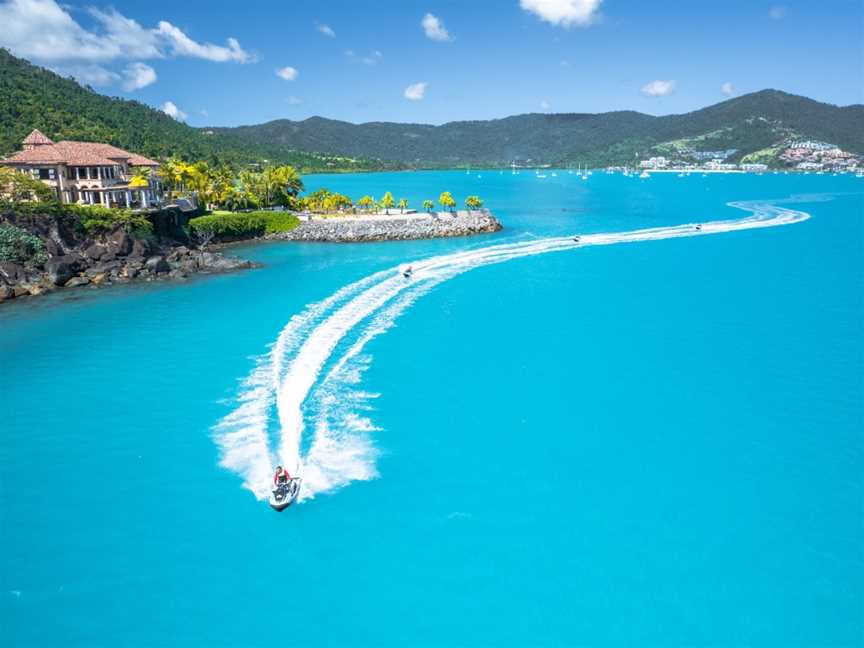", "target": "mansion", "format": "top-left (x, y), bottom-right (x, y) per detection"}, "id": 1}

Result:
top-left (0, 130), bottom-right (164, 209)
